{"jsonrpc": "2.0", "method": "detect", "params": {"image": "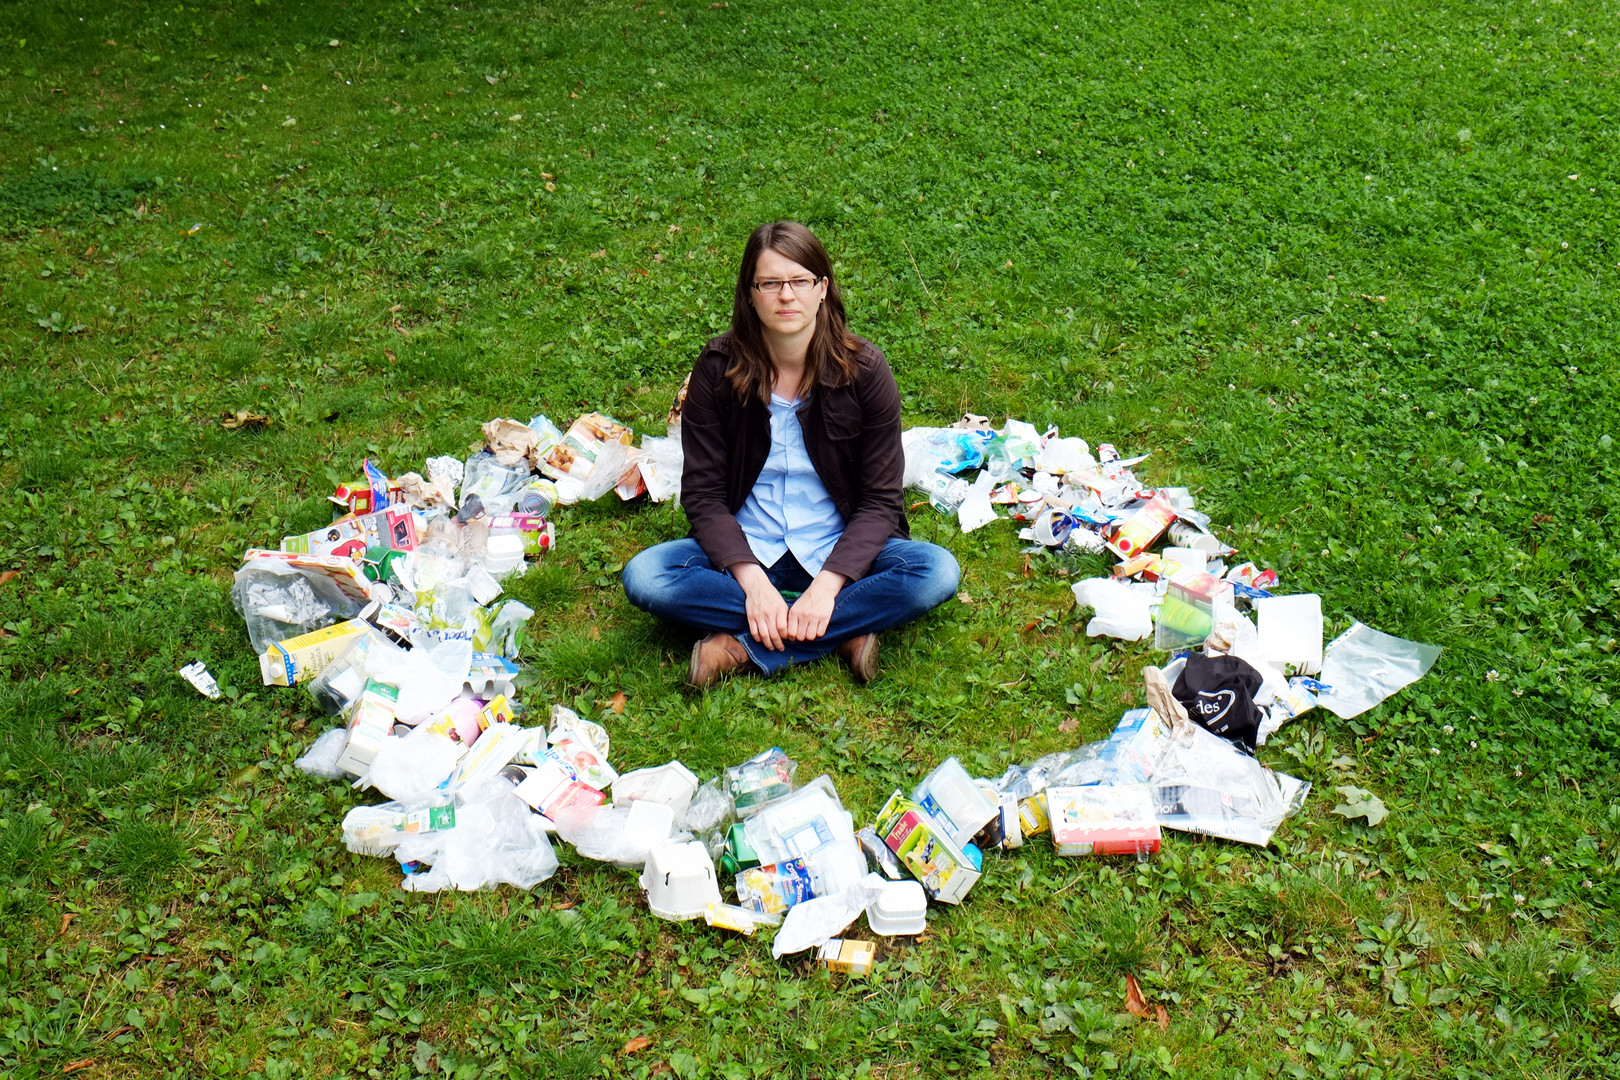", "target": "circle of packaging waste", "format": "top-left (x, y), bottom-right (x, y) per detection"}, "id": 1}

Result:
top-left (865, 880), bottom-right (928, 936)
